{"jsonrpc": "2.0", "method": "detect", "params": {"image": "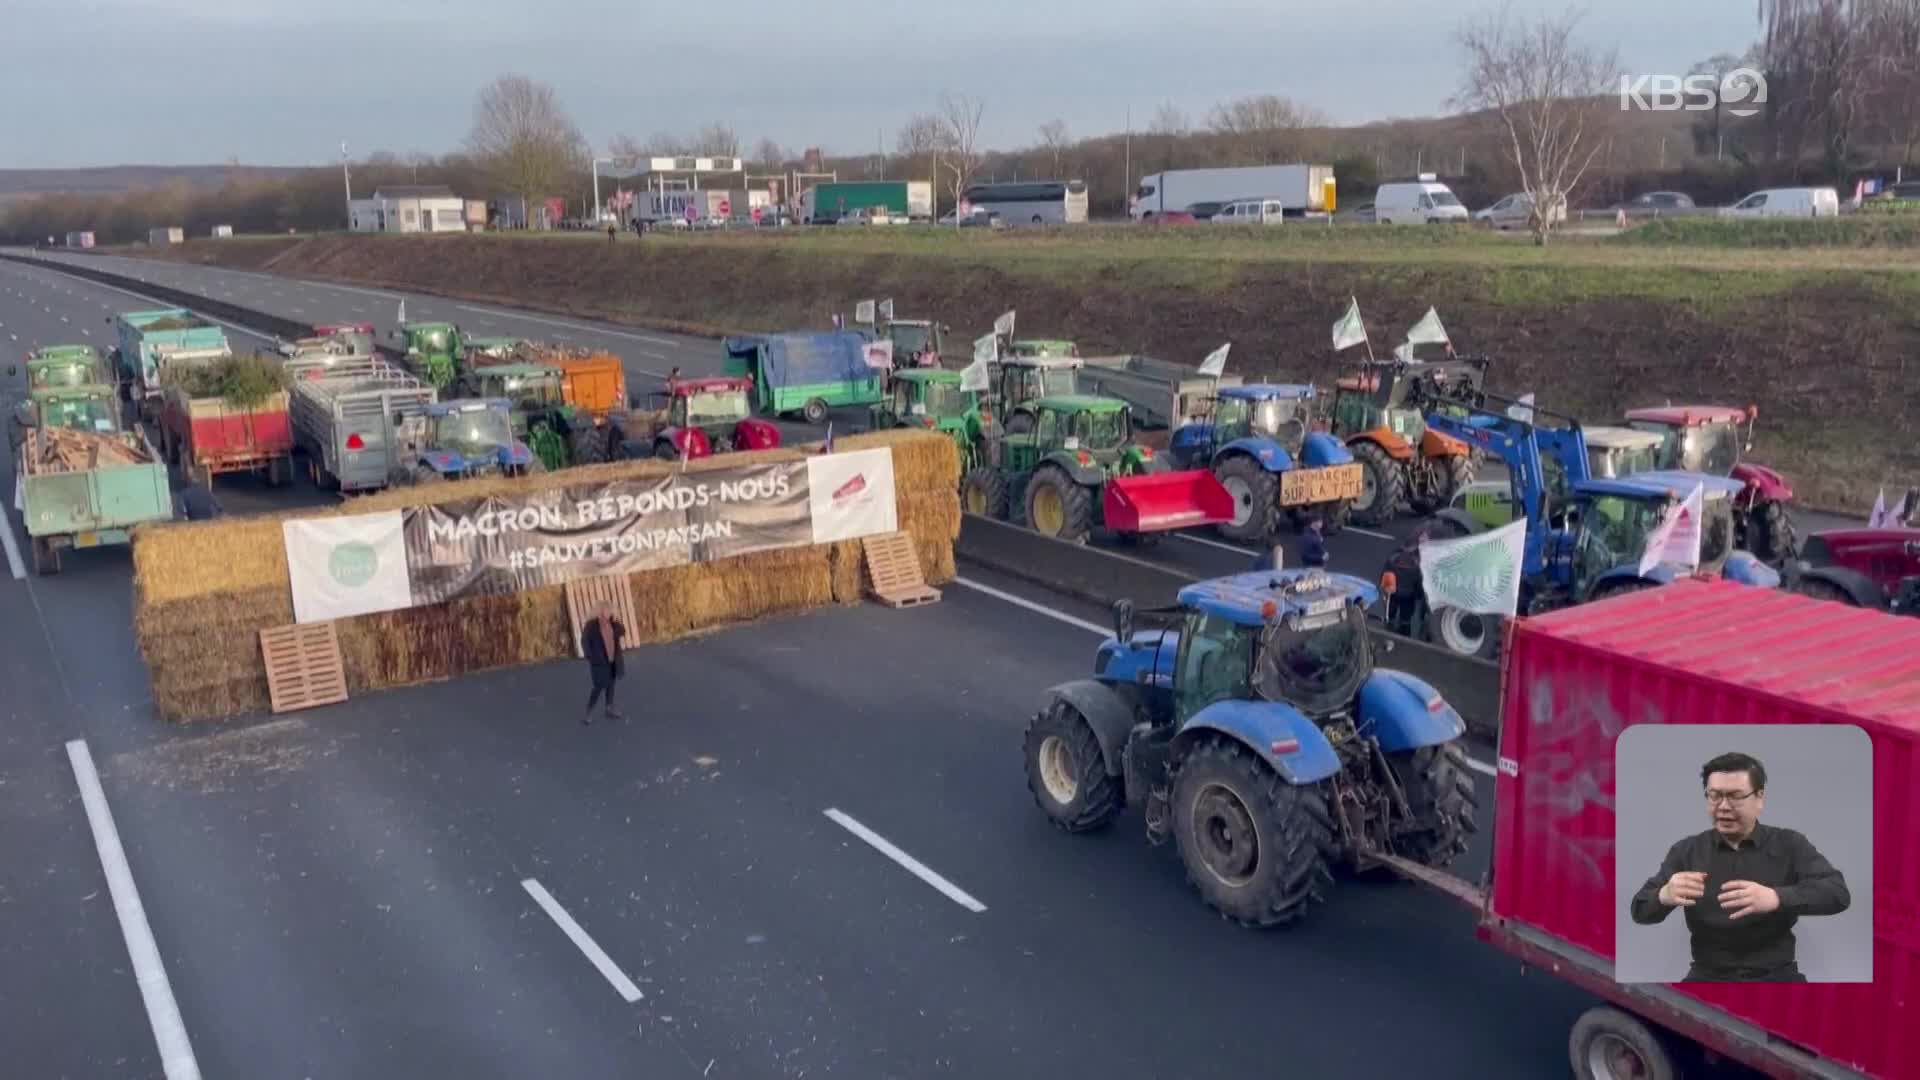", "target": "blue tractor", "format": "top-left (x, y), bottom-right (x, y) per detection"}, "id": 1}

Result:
top-left (1167, 384), bottom-right (1362, 542)
top-left (394, 398), bottom-right (540, 485)
top-left (1390, 392), bottom-right (1781, 657)
top-left (1022, 568), bottom-right (1480, 927)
